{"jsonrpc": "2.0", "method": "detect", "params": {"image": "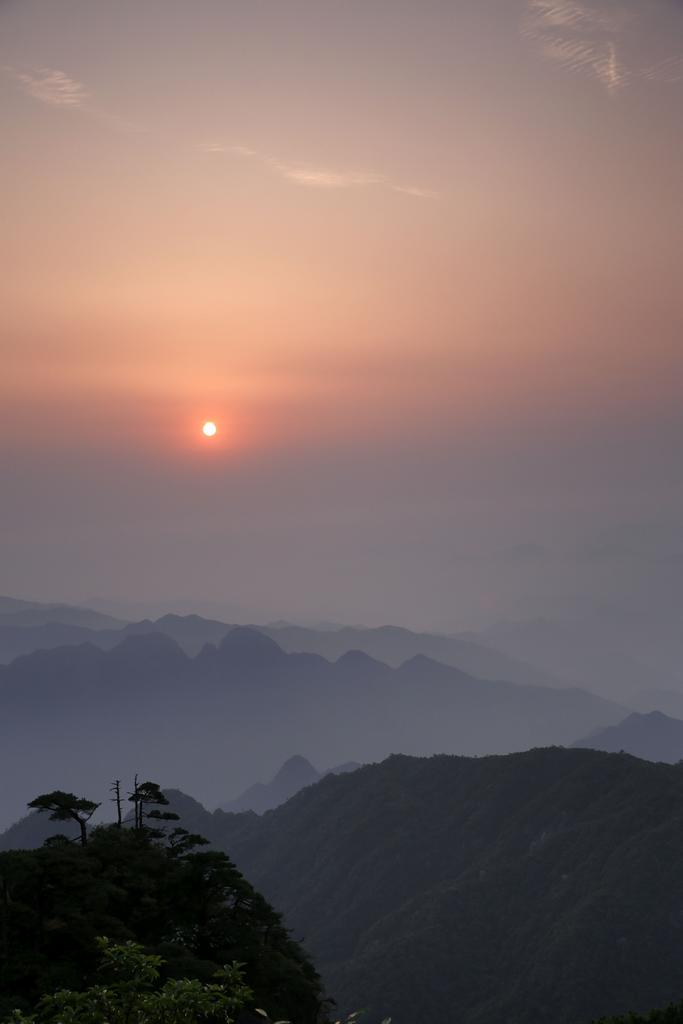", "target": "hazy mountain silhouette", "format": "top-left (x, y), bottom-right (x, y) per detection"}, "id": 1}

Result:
top-left (0, 627), bottom-right (624, 830)
top-left (261, 622), bottom-right (564, 688)
top-left (0, 595), bottom-right (123, 631)
top-left (573, 710), bottom-right (683, 762)
top-left (0, 622), bottom-right (123, 664)
top-left (0, 601), bottom-right (561, 690)
top-left (628, 688), bottom-right (683, 720)
top-left (122, 613), bottom-right (234, 654)
top-left (476, 617), bottom-right (673, 698)
top-left (219, 755), bottom-right (361, 814)
top-left (159, 748), bottom-right (683, 1024)
top-left (0, 809), bottom-right (81, 851)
